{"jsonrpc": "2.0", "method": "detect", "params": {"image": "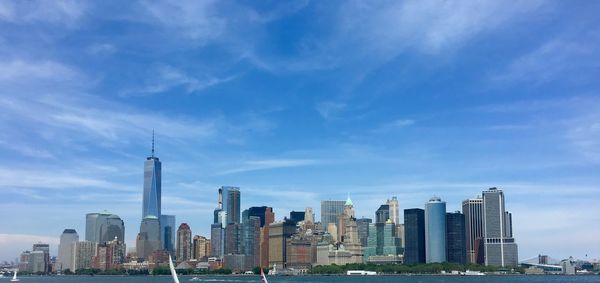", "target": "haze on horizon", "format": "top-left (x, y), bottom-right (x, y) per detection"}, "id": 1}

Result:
top-left (0, 0), bottom-right (599, 262)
